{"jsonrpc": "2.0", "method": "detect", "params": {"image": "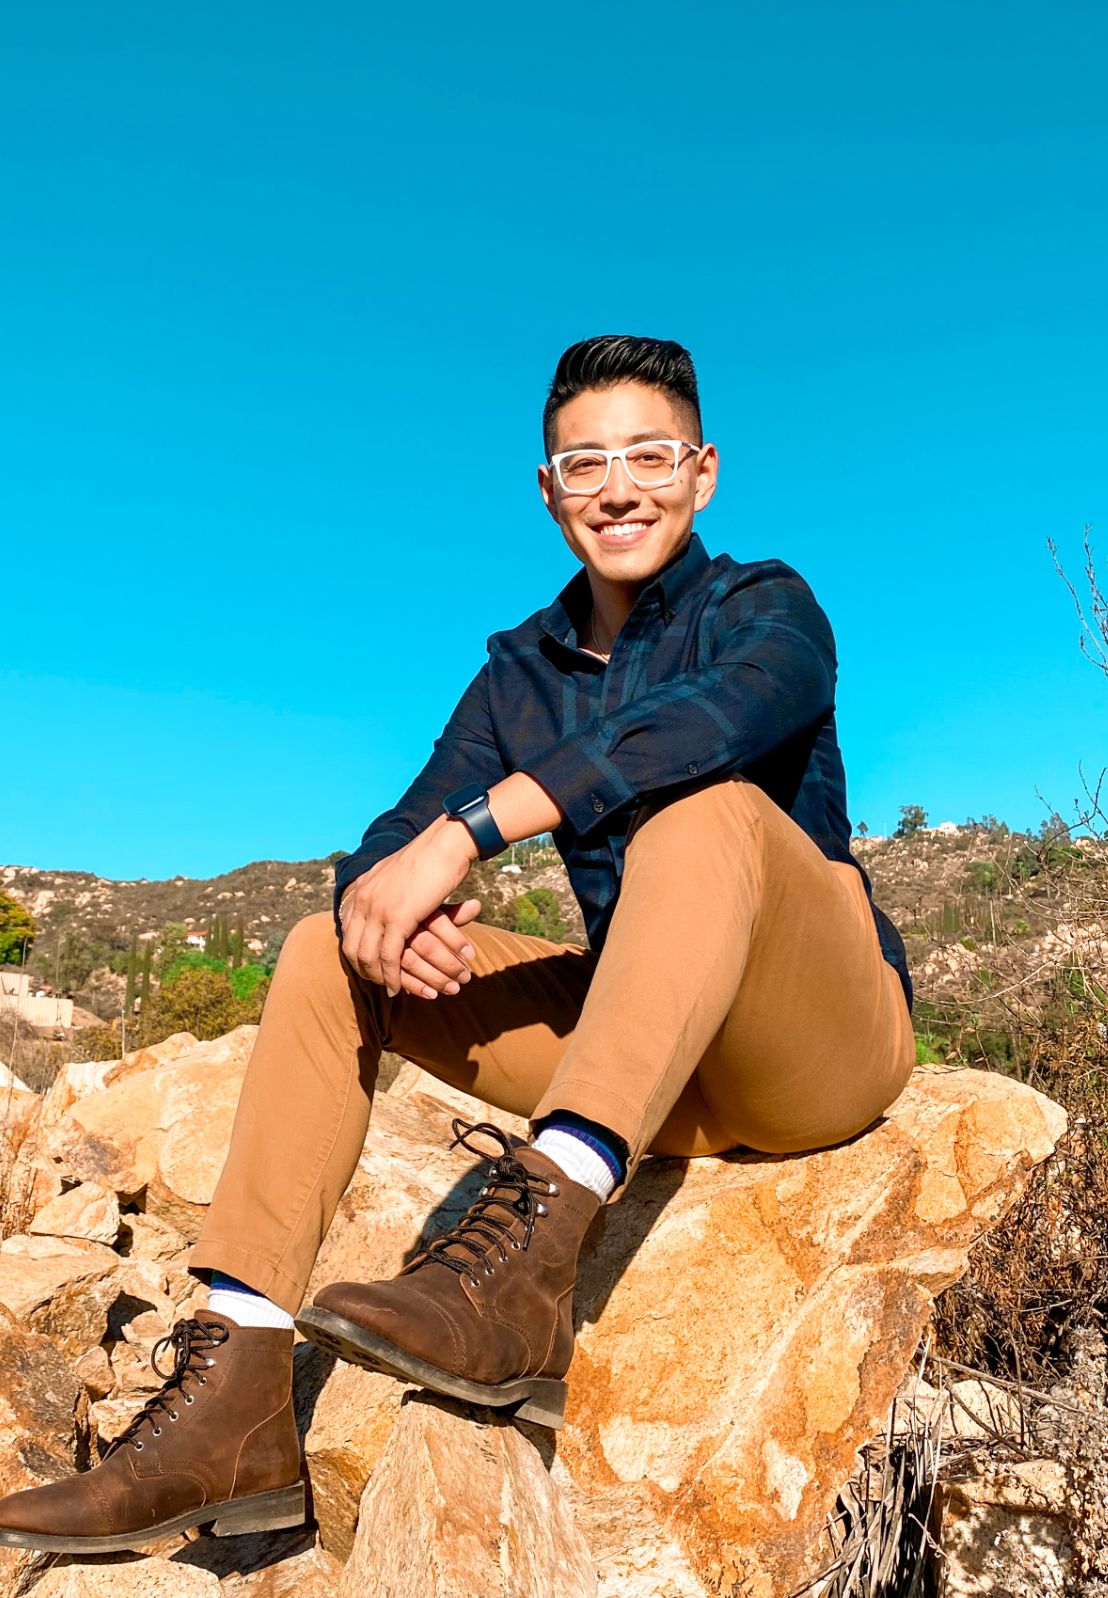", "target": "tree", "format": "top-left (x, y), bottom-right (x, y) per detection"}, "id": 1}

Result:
top-left (894, 804), bottom-right (928, 838)
top-left (139, 964), bottom-right (242, 1041)
top-left (140, 942), bottom-right (152, 1011)
top-left (511, 888), bottom-right (566, 942)
top-left (1049, 524), bottom-right (1108, 681)
top-left (0, 892), bottom-right (36, 967)
top-left (125, 927), bottom-right (138, 1015)
top-left (156, 923), bottom-right (192, 979)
